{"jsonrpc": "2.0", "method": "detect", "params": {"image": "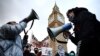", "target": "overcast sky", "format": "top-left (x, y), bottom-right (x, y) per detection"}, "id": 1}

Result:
top-left (0, 0), bottom-right (100, 53)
